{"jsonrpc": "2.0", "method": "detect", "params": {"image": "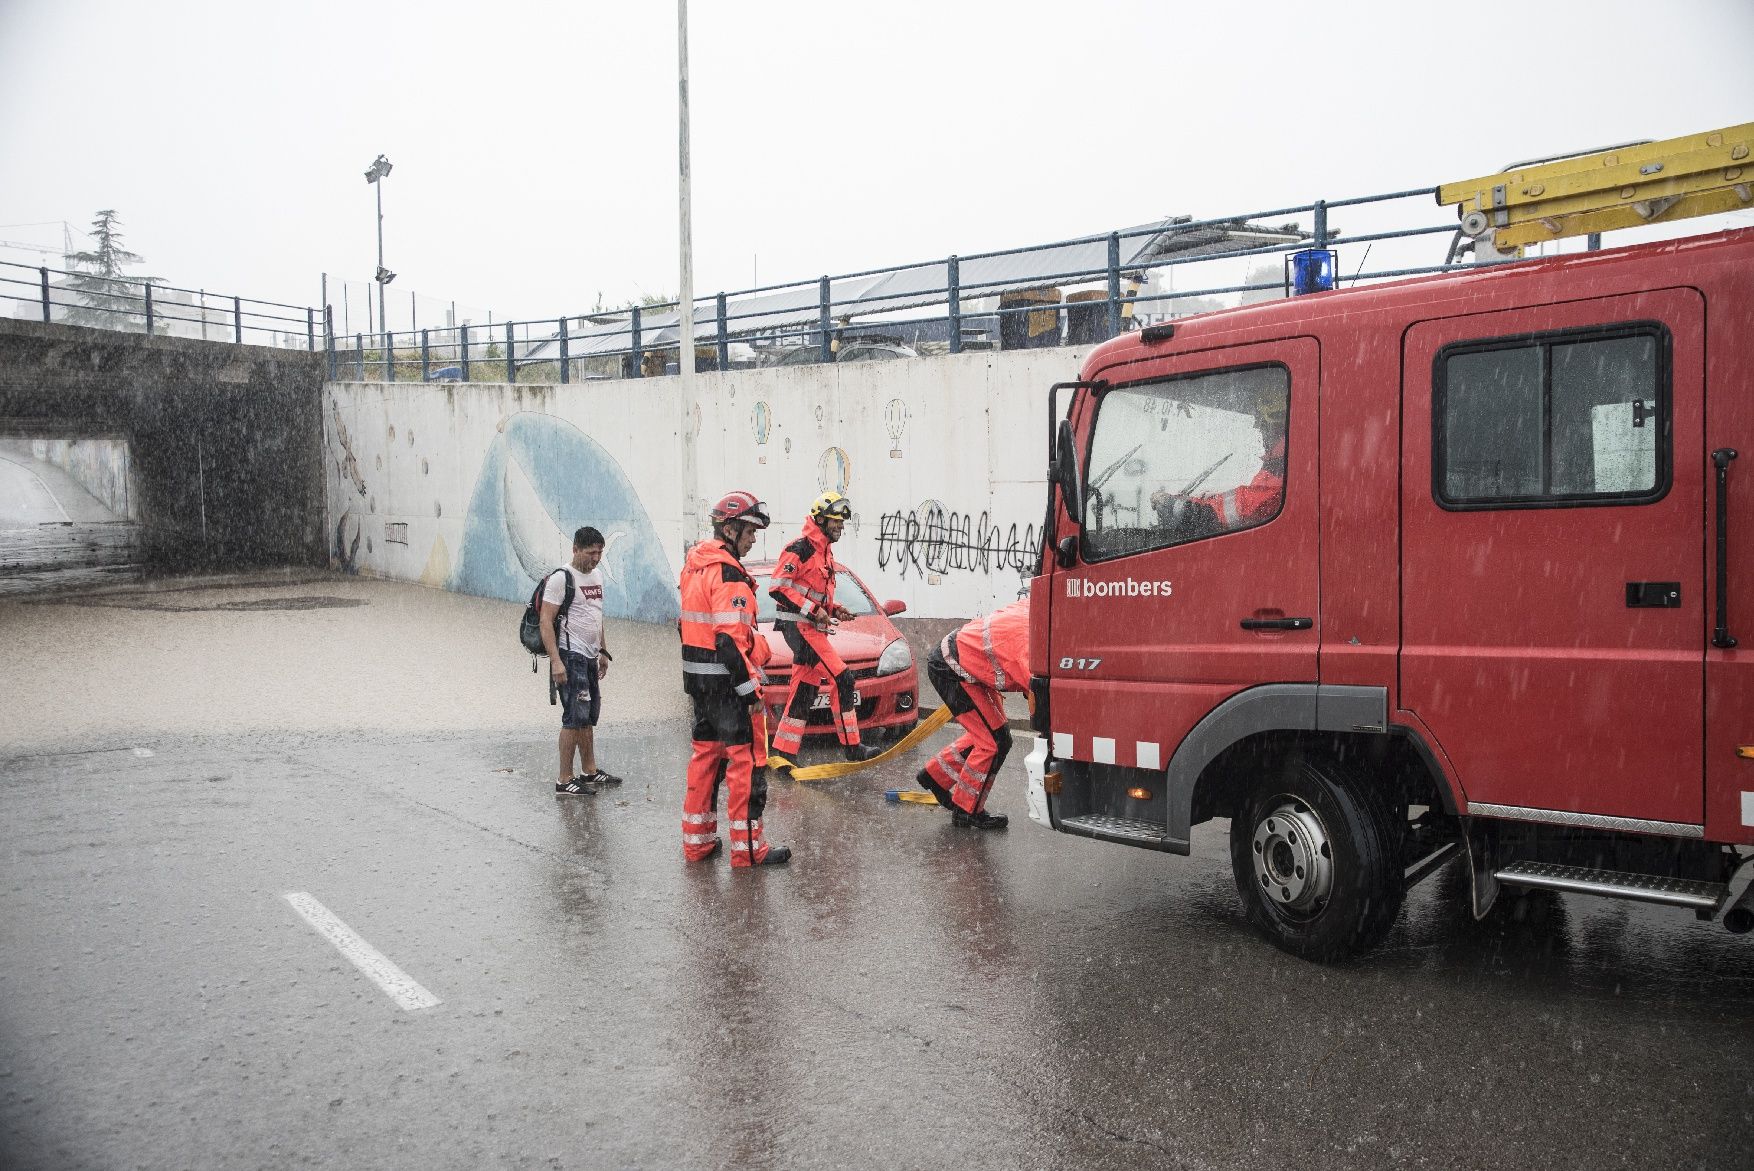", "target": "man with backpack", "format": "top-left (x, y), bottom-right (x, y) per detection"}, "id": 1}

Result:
top-left (539, 526), bottom-right (622, 795)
